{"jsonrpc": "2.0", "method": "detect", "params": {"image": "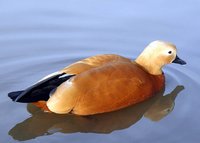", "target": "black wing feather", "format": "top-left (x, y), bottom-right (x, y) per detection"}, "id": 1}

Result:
top-left (8, 73), bottom-right (74, 103)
